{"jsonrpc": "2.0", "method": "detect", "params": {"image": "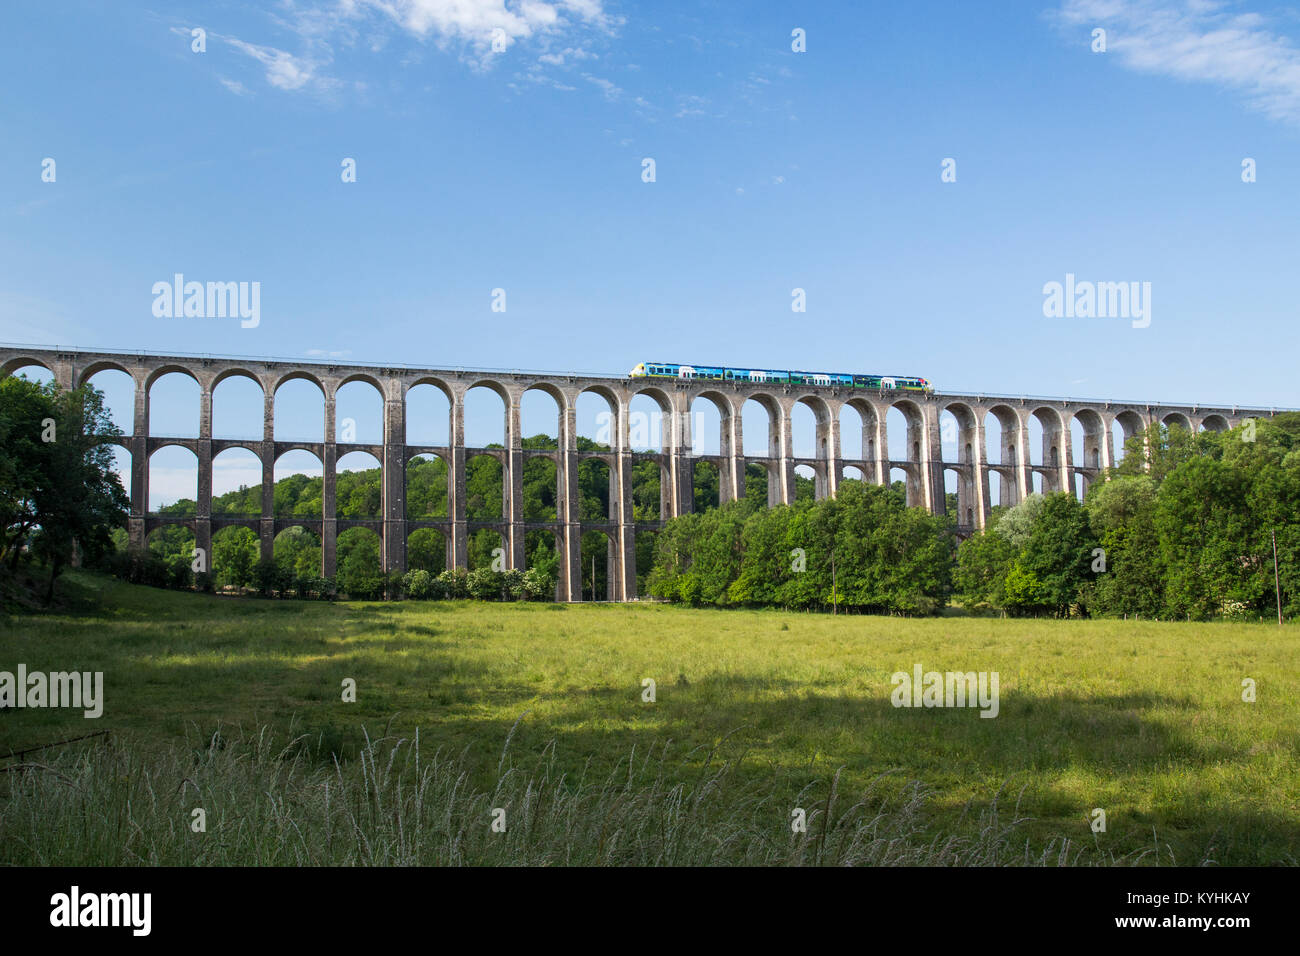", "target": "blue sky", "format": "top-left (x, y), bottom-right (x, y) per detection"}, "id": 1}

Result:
top-left (3, 0), bottom-right (1299, 505)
